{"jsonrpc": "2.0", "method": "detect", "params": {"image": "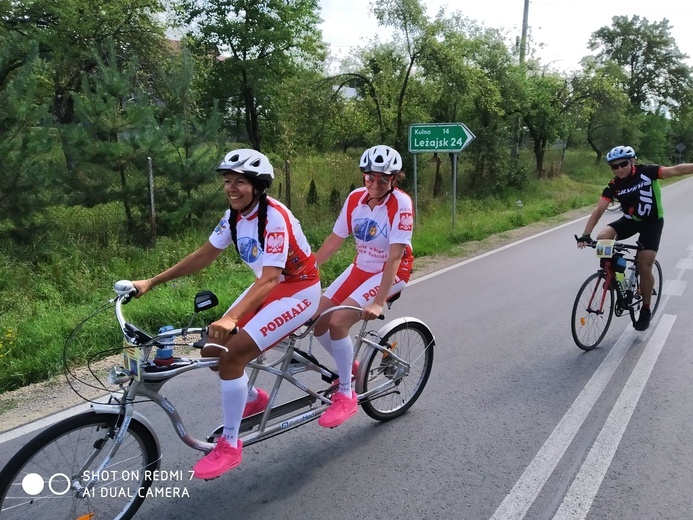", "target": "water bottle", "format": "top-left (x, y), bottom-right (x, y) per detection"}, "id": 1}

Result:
top-left (155, 325), bottom-right (174, 366)
top-left (614, 256), bottom-right (628, 292)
